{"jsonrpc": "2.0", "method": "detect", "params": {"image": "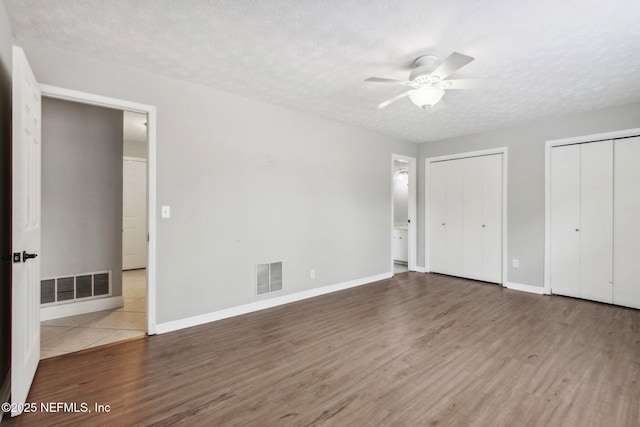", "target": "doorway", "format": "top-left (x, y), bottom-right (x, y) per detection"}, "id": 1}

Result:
top-left (10, 47), bottom-right (157, 416)
top-left (391, 154), bottom-right (417, 274)
top-left (38, 102), bottom-right (150, 359)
